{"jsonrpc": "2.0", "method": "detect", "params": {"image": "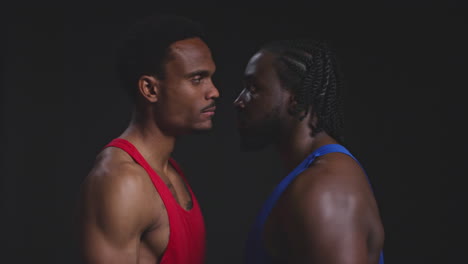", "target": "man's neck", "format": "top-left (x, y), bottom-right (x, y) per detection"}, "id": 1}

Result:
top-left (276, 123), bottom-right (337, 172)
top-left (119, 112), bottom-right (176, 174)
